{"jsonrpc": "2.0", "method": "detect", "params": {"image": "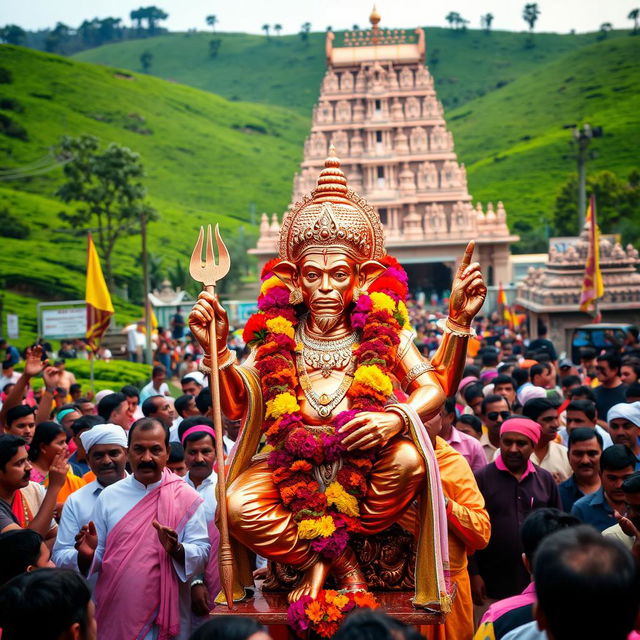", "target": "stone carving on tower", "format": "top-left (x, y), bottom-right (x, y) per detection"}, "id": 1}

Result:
top-left (252, 9), bottom-right (517, 289)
